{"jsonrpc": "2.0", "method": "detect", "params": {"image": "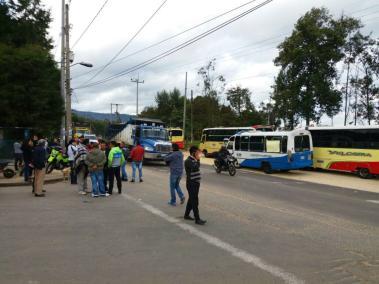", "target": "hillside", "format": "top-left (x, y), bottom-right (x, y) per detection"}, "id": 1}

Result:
top-left (72, 110), bottom-right (134, 123)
